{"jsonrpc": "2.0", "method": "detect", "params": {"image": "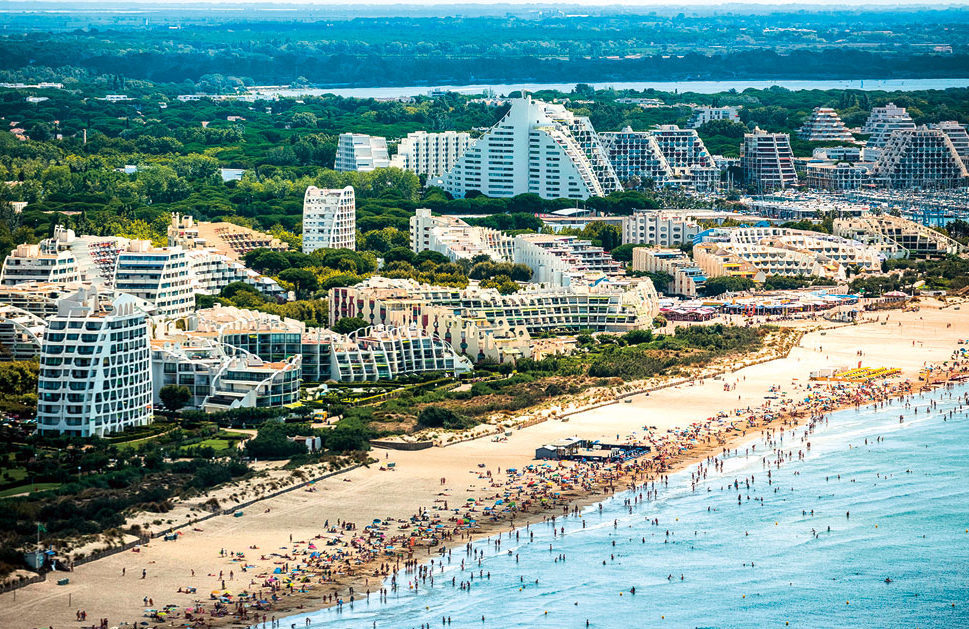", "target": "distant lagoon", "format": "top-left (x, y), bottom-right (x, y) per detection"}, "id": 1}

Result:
top-left (250, 78), bottom-right (969, 99)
